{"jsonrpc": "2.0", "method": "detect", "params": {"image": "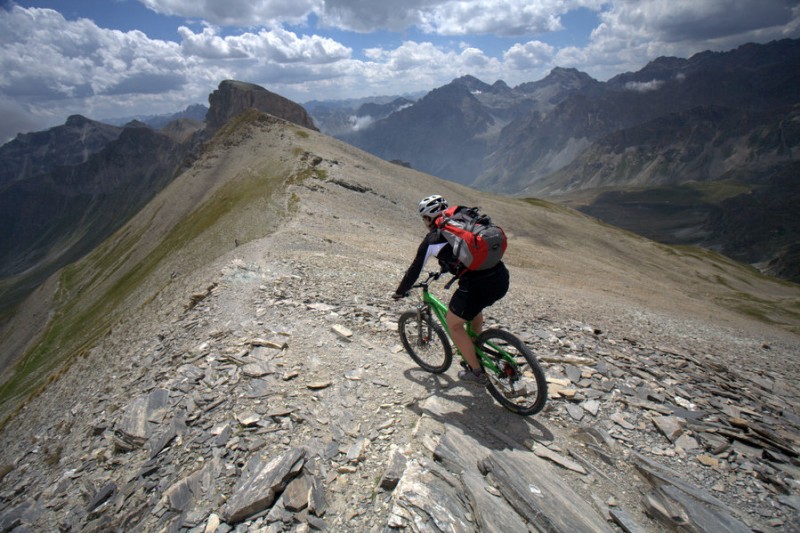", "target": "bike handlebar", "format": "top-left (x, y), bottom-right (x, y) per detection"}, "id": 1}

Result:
top-left (412, 271), bottom-right (444, 289)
